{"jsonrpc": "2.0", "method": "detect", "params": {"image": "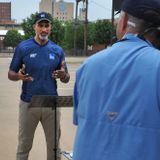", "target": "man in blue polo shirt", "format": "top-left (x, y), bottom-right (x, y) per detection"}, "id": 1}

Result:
top-left (8, 12), bottom-right (70, 160)
top-left (73, 0), bottom-right (160, 160)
